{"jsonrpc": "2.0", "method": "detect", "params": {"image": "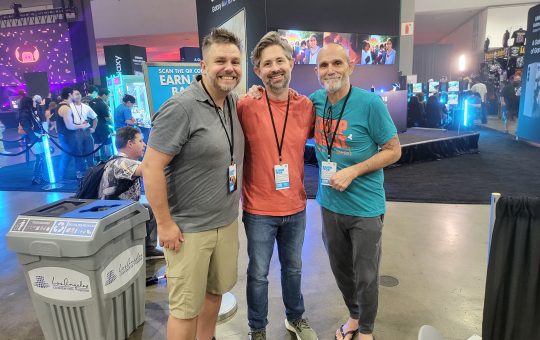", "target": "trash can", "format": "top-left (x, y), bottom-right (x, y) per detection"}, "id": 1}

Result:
top-left (6, 198), bottom-right (150, 340)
